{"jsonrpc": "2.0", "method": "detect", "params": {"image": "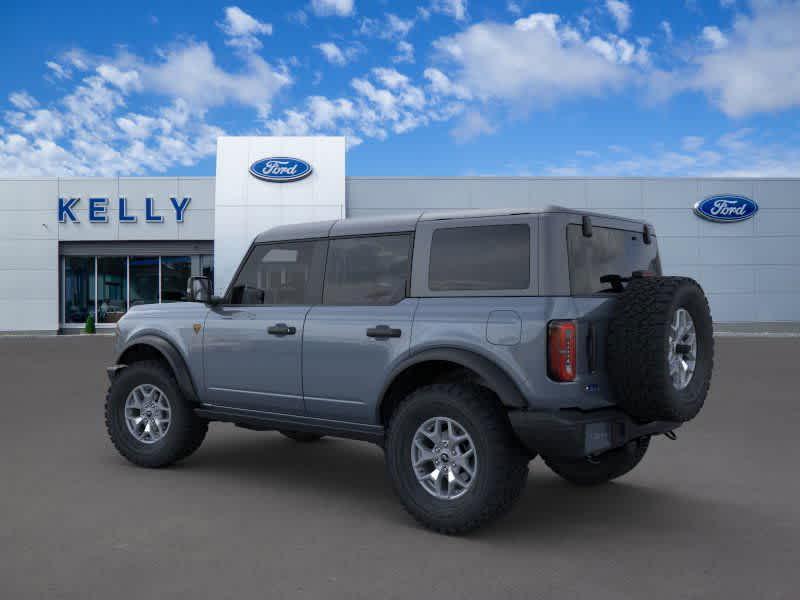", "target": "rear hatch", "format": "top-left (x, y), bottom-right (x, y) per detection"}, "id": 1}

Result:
top-left (567, 220), bottom-right (662, 396)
